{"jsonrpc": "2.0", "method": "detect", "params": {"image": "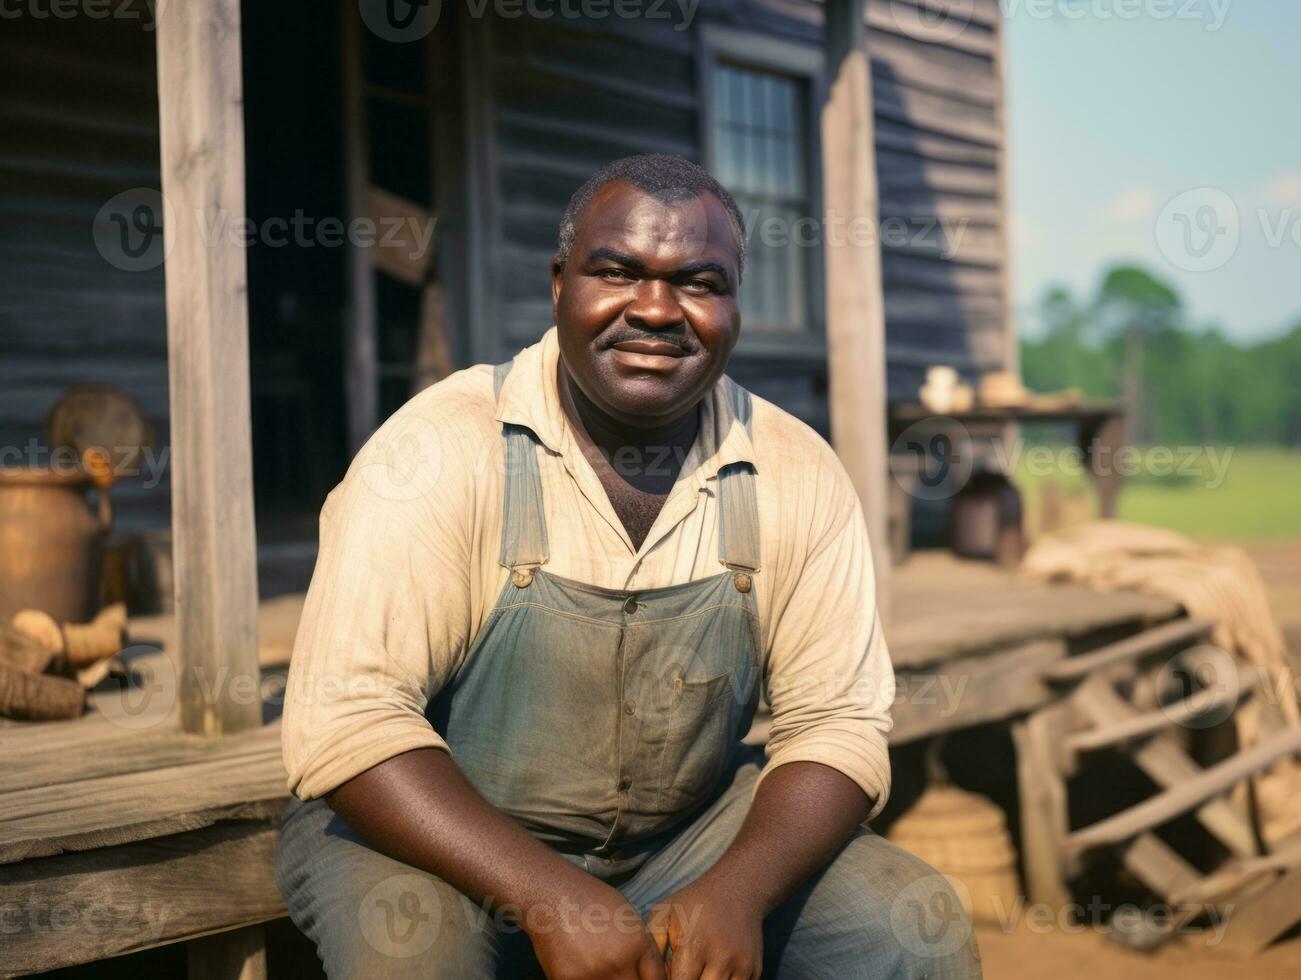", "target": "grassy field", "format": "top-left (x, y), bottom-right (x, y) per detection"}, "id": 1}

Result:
top-left (1015, 445), bottom-right (1301, 543)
